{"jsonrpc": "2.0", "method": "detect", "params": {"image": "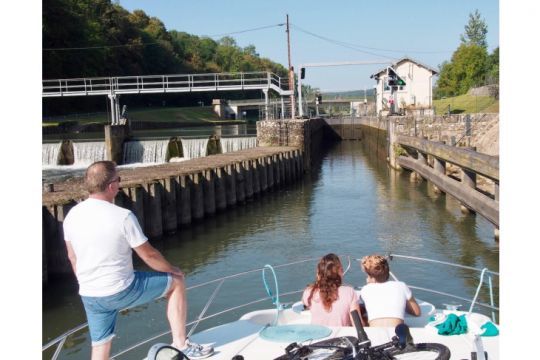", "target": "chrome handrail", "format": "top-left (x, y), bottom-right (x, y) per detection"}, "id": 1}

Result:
top-left (384, 253), bottom-right (499, 322)
top-left (43, 254), bottom-right (498, 359)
